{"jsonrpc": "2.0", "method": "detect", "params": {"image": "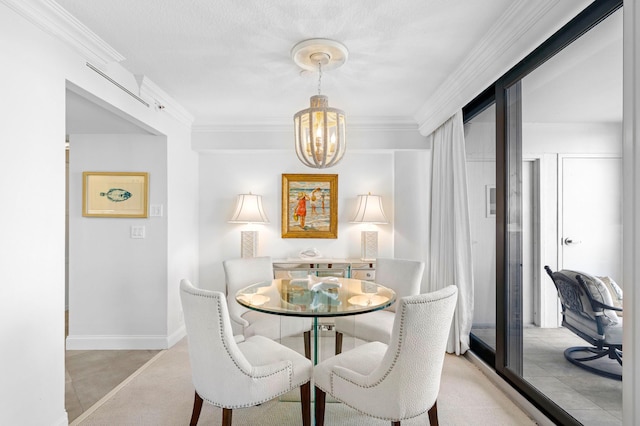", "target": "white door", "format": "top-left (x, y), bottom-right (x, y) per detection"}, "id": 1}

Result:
top-left (561, 156), bottom-right (622, 282)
